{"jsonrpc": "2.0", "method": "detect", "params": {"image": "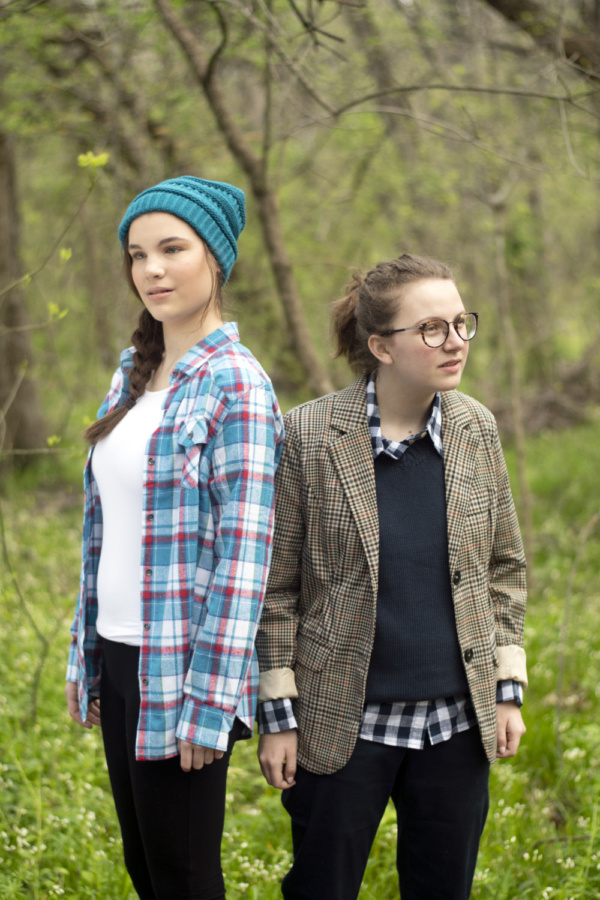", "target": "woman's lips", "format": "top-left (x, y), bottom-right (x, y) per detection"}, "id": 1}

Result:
top-left (440, 359), bottom-right (462, 370)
